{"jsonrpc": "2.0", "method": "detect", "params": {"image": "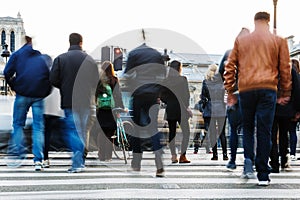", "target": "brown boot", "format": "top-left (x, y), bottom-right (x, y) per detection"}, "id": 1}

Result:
top-left (179, 154), bottom-right (191, 163)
